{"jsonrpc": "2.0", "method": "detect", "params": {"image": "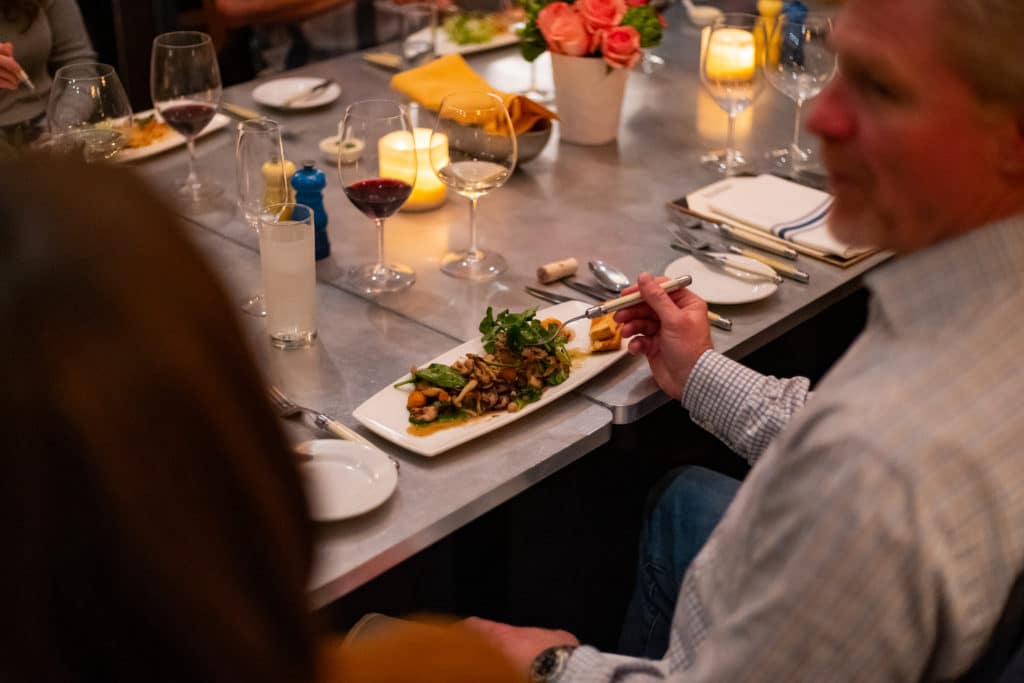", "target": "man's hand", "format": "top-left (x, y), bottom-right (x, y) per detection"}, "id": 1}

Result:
top-left (462, 617), bottom-right (579, 677)
top-left (613, 272), bottom-right (713, 401)
top-left (0, 43), bottom-right (23, 91)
